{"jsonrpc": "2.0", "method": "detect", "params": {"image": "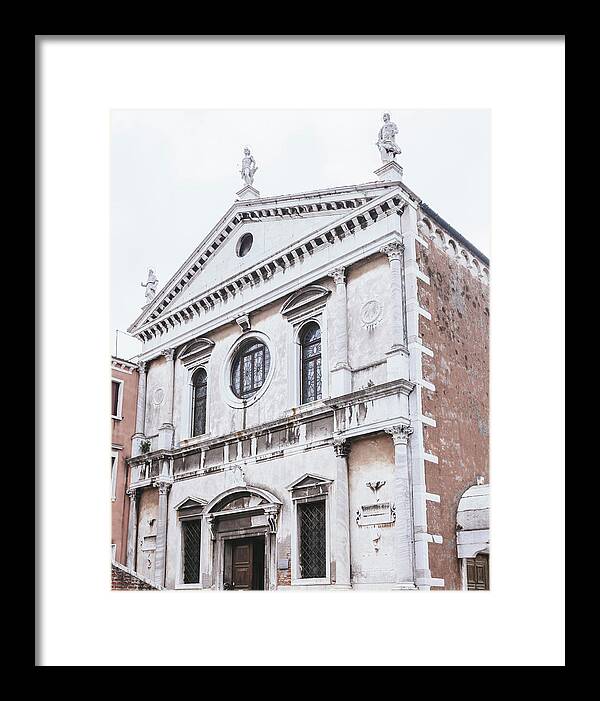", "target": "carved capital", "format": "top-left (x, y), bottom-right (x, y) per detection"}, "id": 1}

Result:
top-left (206, 514), bottom-right (216, 541)
top-left (126, 487), bottom-right (137, 501)
top-left (161, 348), bottom-right (175, 362)
top-left (380, 240), bottom-right (405, 262)
top-left (153, 478), bottom-right (172, 496)
top-left (137, 360), bottom-right (147, 374)
top-left (385, 424), bottom-right (414, 445)
top-left (328, 267), bottom-right (346, 286)
top-left (333, 439), bottom-right (351, 458)
top-left (263, 504), bottom-right (280, 534)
